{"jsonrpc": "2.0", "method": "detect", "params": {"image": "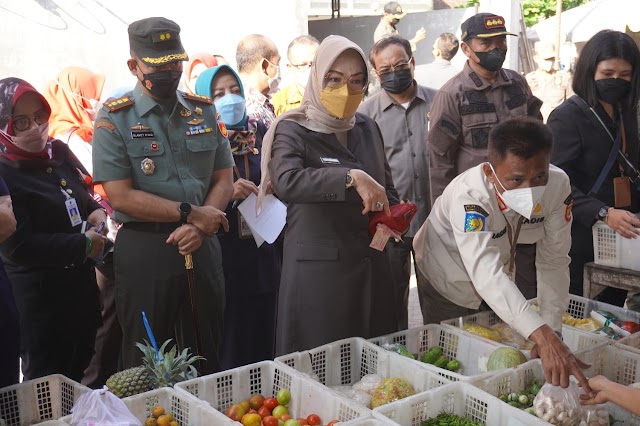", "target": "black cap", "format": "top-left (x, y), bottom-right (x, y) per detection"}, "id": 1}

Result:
top-left (383, 2), bottom-right (406, 19)
top-left (460, 13), bottom-right (517, 42)
top-left (128, 17), bottom-right (188, 67)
